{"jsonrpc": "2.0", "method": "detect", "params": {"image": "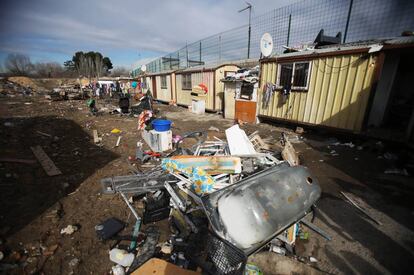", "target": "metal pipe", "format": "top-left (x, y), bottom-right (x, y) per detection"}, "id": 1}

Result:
top-left (300, 219), bottom-right (332, 241)
top-left (120, 191), bottom-right (140, 221)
